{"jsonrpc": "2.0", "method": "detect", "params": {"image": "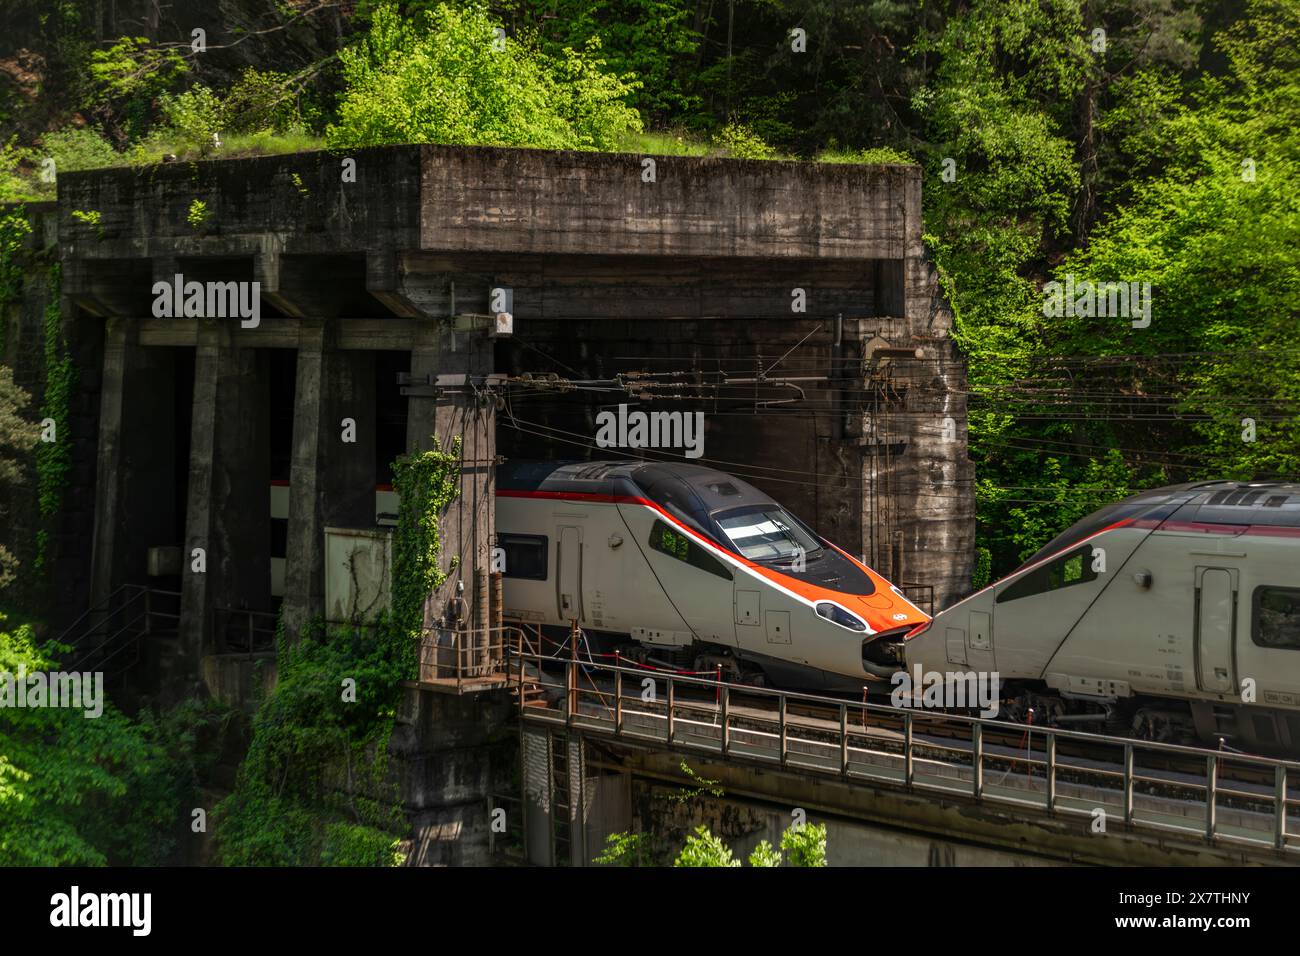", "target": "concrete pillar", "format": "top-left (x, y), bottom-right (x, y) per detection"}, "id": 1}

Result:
top-left (406, 323), bottom-right (495, 666)
top-left (178, 321), bottom-right (271, 673)
top-left (282, 321), bottom-right (377, 637)
top-left (901, 254), bottom-right (975, 611)
top-left (89, 318), bottom-right (177, 606)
